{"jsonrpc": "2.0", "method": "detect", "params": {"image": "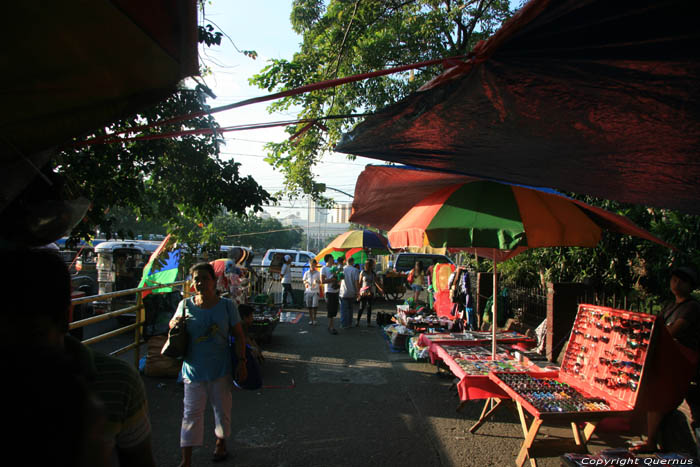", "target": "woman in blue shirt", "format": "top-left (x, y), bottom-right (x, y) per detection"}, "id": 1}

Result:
top-left (171, 263), bottom-right (247, 466)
